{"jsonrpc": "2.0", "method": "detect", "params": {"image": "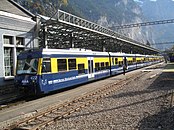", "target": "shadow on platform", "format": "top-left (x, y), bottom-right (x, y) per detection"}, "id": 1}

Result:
top-left (163, 63), bottom-right (174, 72)
top-left (107, 70), bottom-right (174, 100)
top-left (148, 71), bottom-right (174, 90)
top-left (137, 106), bottom-right (174, 129)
